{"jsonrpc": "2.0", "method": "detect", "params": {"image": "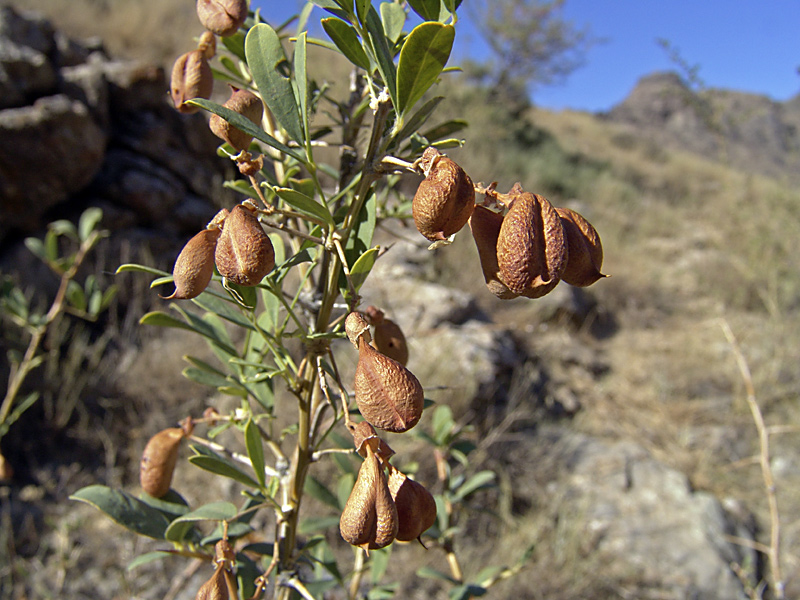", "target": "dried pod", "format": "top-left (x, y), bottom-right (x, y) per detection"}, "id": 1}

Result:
top-left (556, 207), bottom-right (607, 287)
top-left (209, 87), bottom-right (263, 151)
top-left (197, 0), bottom-right (248, 37)
top-left (215, 203), bottom-right (275, 286)
top-left (345, 311), bottom-right (372, 347)
top-left (387, 466), bottom-right (437, 542)
top-left (197, 31), bottom-right (217, 59)
top-left (163, 227), bottom-right (221, 300)
top-left (366, 306), bottom-right (409, 366)
top-left (349, 421), bottom-right (395, 463)
top-left (339, 445), bottom-right (398, 550)
top-left (170, 50), bottom-right (213, 114)
top-left (412, 147), bottom-right (475, 241)
top-left (195, 540), bottom-right (237, 600)
top-left (496, 184), bottom-right (567, 298)
top-left (469, 205), bottom-right (518, 299)
top-left (353, 333), bottom-right (424, 433)
top-left (0, 452), bottom-right (12, 481)
top-left (140, 427), bottom-right (186, 498)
